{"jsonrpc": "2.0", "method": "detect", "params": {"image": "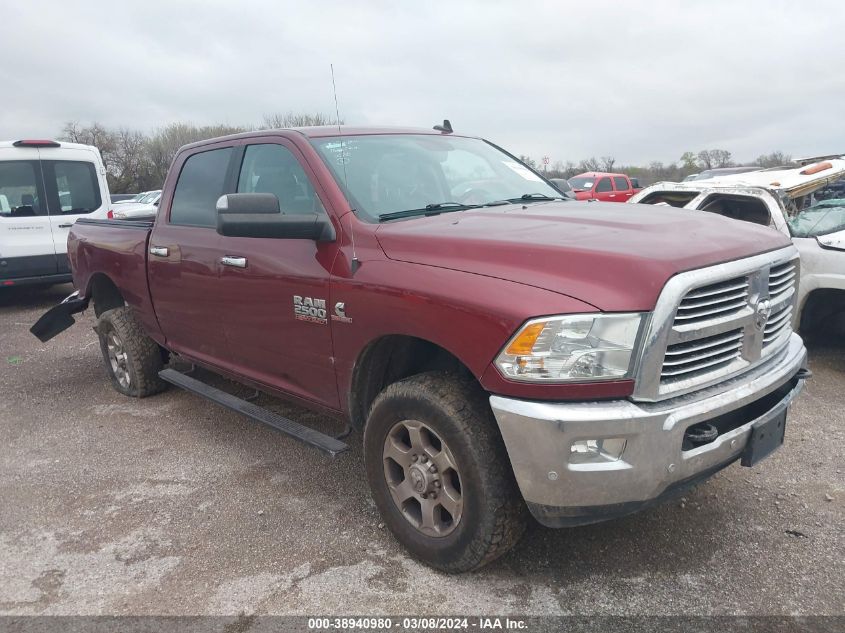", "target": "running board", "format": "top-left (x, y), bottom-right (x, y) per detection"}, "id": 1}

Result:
top-left (158, 368), bottom-right (348, 457)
